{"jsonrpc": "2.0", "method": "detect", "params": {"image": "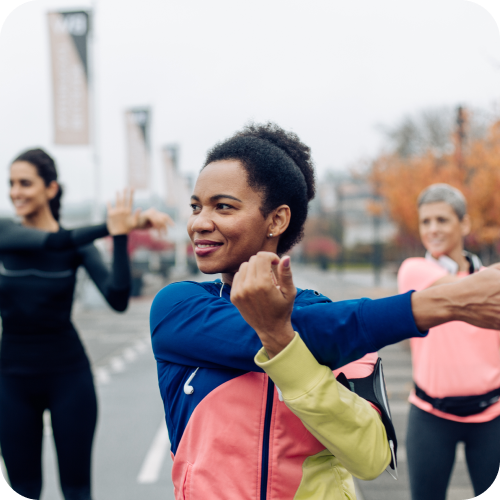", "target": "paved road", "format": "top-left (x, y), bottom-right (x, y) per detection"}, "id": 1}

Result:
top-left (4, 266), bottom-right (479, 500)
